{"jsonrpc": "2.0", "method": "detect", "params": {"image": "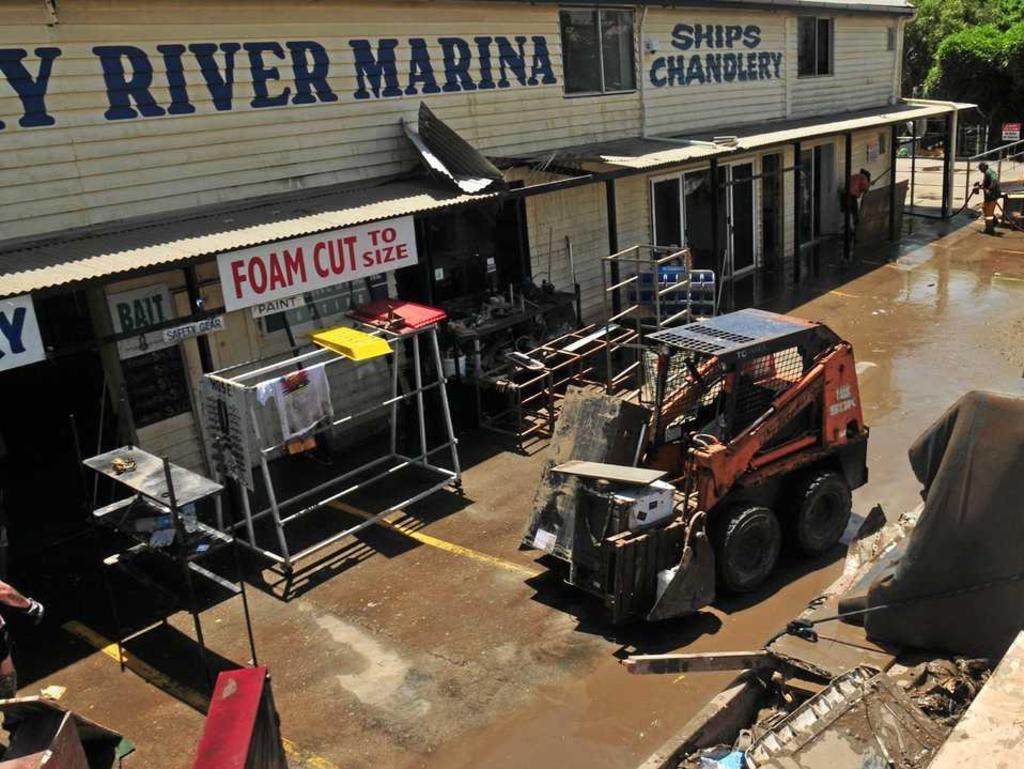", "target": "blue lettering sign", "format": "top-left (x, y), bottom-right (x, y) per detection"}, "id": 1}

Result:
top-left (0, 307), bottom-right (27, 357)
top-left (189, 43), bottom-right (240, 111)
top-left (440, 37), bottom-right (476, 93)
top-left (93, 45), bottom-right (165, 120)
top-left (157, 44), bottom-right (195, 115)
top-left (406, 38), bottom-right (441, 95)
top-left (0, 47), bottom-right (61, 129)
top-left (653, 22), bottom-right (781, 90)
top-left (350, 39), bottom-right (402, 99)
top-left (0, 35), bottom-right (559, 129)
top-left (288, 41), bottom-right (338, 104)
top-left (244, 42), bottom-right (291, 108)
